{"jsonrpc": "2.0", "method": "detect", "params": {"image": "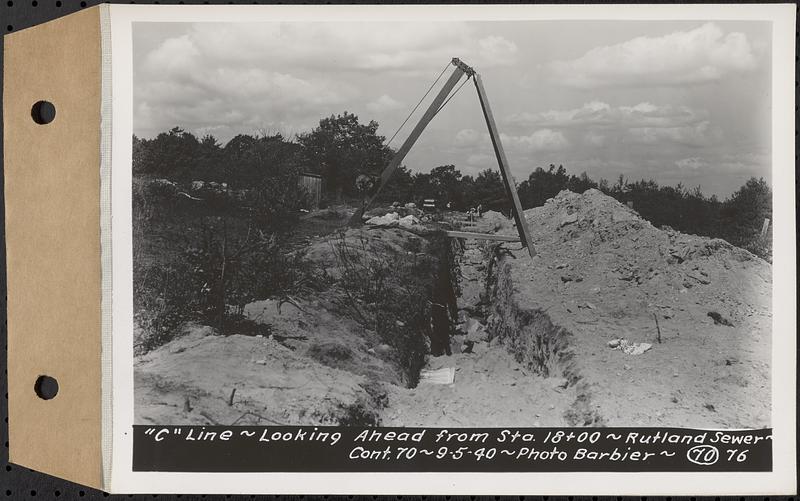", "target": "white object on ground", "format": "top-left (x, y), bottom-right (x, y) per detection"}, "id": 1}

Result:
top-left (398, 214), bottom-right (421, 228)
top-left (608, 338), bottom-right (652, 355)
top-left (419, 367), bottom-right (455, 385)
top-left (365, 212), bottom-right (400, 227)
